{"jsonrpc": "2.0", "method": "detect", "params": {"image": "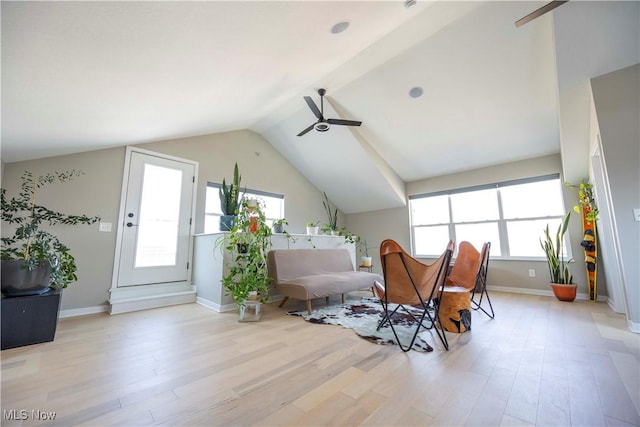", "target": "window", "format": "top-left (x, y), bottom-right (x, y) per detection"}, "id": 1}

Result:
top-left (204, 183), bottom-right (284, 233)
top-left (409, 175), bottom-right (567, 258)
